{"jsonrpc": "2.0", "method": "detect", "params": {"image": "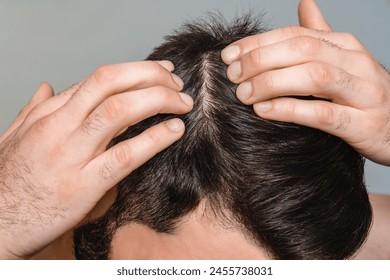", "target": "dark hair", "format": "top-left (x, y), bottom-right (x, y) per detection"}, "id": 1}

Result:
top-left (74, 13), bottom-right (372, 260)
